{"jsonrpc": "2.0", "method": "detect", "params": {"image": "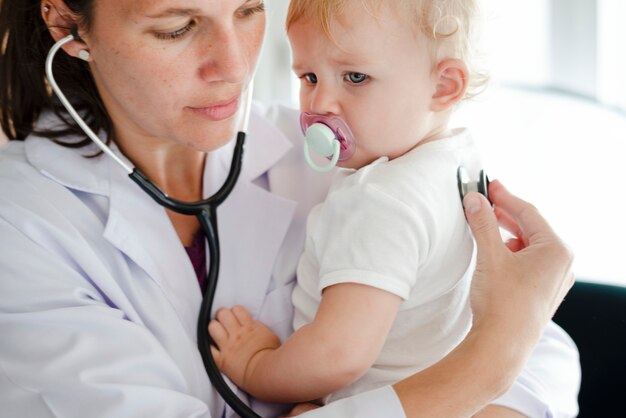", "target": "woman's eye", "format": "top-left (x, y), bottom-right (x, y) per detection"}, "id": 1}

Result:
top-left (154, 20), bottom-right (196, 40)
top-left (302, 73), bottom-right (318, 84)
top-left (345, 72), bottom-right (368, 84)
top-left (239, 1), bottom-right (266, 17)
